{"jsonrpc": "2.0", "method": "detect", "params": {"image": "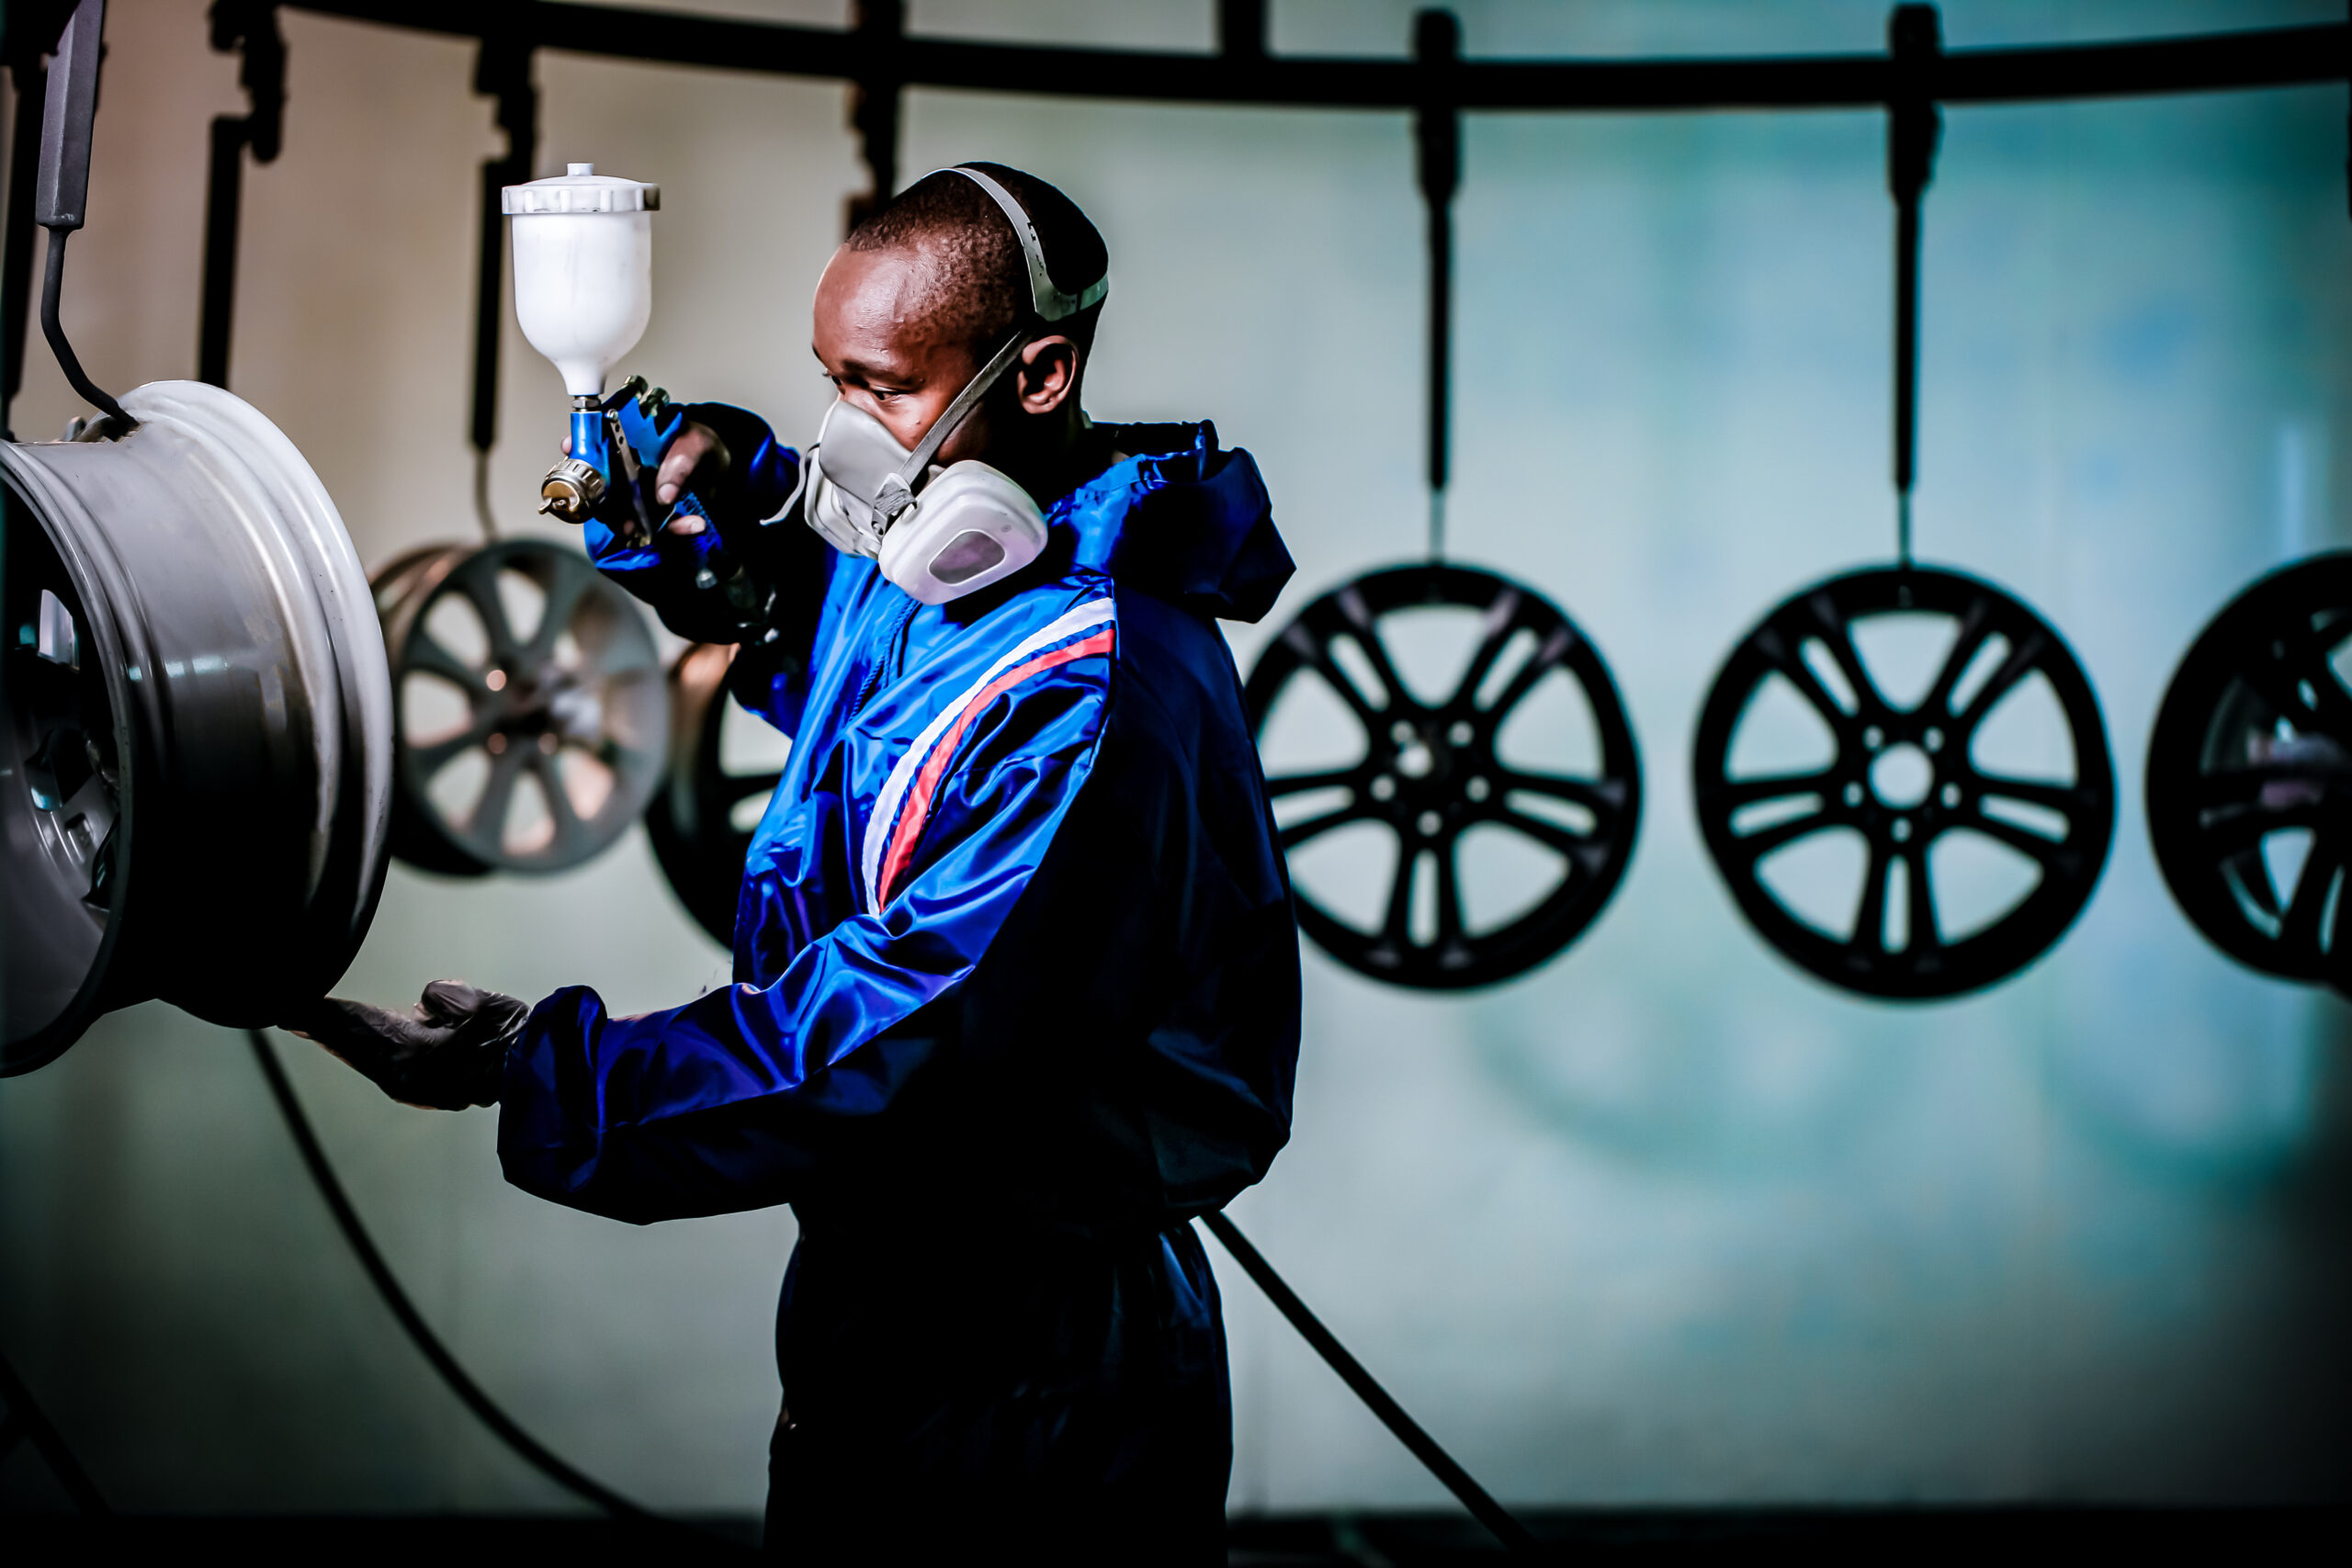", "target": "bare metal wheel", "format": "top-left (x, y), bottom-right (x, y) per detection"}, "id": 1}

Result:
top-left (645, 643), bottom-right (784, 947)
top-left (1692, 565), bottom-right (2114, 1000)
top-left (1244, 564), bottom-right (1641, 989)
top-left (4, 381), bottom-right (392, 1074)
top-left (2147, 552), bottom-right (2352, 992)
top-left (371, 539), bottom-right (666, 875)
